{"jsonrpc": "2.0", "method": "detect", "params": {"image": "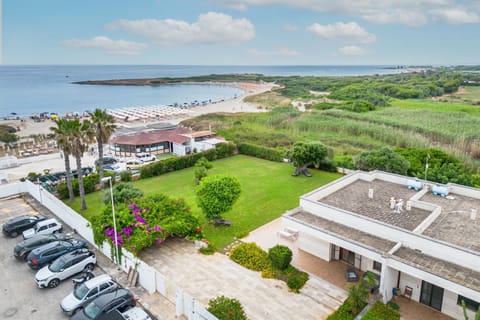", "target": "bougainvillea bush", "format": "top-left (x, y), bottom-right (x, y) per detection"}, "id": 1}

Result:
top-left (93, 194), bottom-right (203, 256)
